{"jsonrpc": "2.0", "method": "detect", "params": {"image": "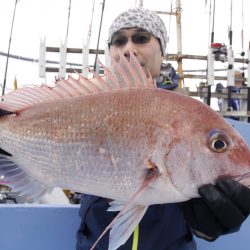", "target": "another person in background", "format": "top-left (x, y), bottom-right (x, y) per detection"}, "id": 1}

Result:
top-left (234, 70), bottom-right (245, 88)
top-left (216, 70), bottom-right (245, 119)
top-left (156, 62), bottom-right (179, 90)
top-left (231, 70), bottom-right (245, 111)
top-left (76, 8), bottom-right (250, 250)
